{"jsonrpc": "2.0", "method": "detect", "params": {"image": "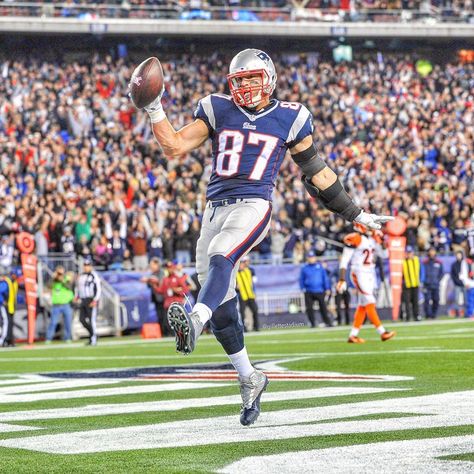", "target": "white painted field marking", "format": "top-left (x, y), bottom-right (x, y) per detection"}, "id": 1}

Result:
top-left (0, 374), bottom-right (55, 387)
top-left (444, 327), bottom-right (474, 334)
top-left (0, 382), bottom-right (230, 404)
top-left (252, 334), bottom-right (474, 344)
top-left (0, 424), bottom-right (40, 433)
top-left (2, 391), bottom-right (472, 454)
top-left (0, 348), bottom-right (473, 364)
top-left (220, 435), bottom-right (474, 474)
top-left (0, 379), bottom-right (121, 395)
top-left (0, 387), bottom-right (406, 422)
top-left (0, 318), bottom-right (468, 353)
